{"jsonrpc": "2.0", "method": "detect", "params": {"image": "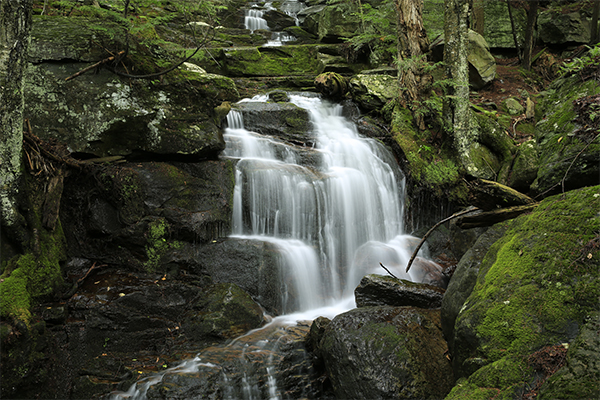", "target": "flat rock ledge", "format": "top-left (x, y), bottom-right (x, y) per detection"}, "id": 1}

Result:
top-left (355, 274), bottom-right (445, 308)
